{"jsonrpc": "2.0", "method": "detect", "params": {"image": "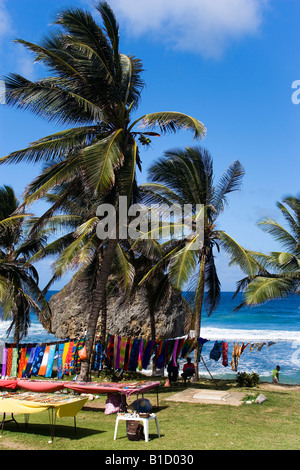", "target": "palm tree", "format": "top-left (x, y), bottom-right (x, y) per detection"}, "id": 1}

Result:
top-left (28, 177), bottom-right (135, 341)
top-left (139, 146), bottom-right (247, 380)
top-left (0, 2), bottom-right (206, 380)
top-left (0, 186), bottom-right (50, 342)
top-left (232, 194), bottom-right (300, 307)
